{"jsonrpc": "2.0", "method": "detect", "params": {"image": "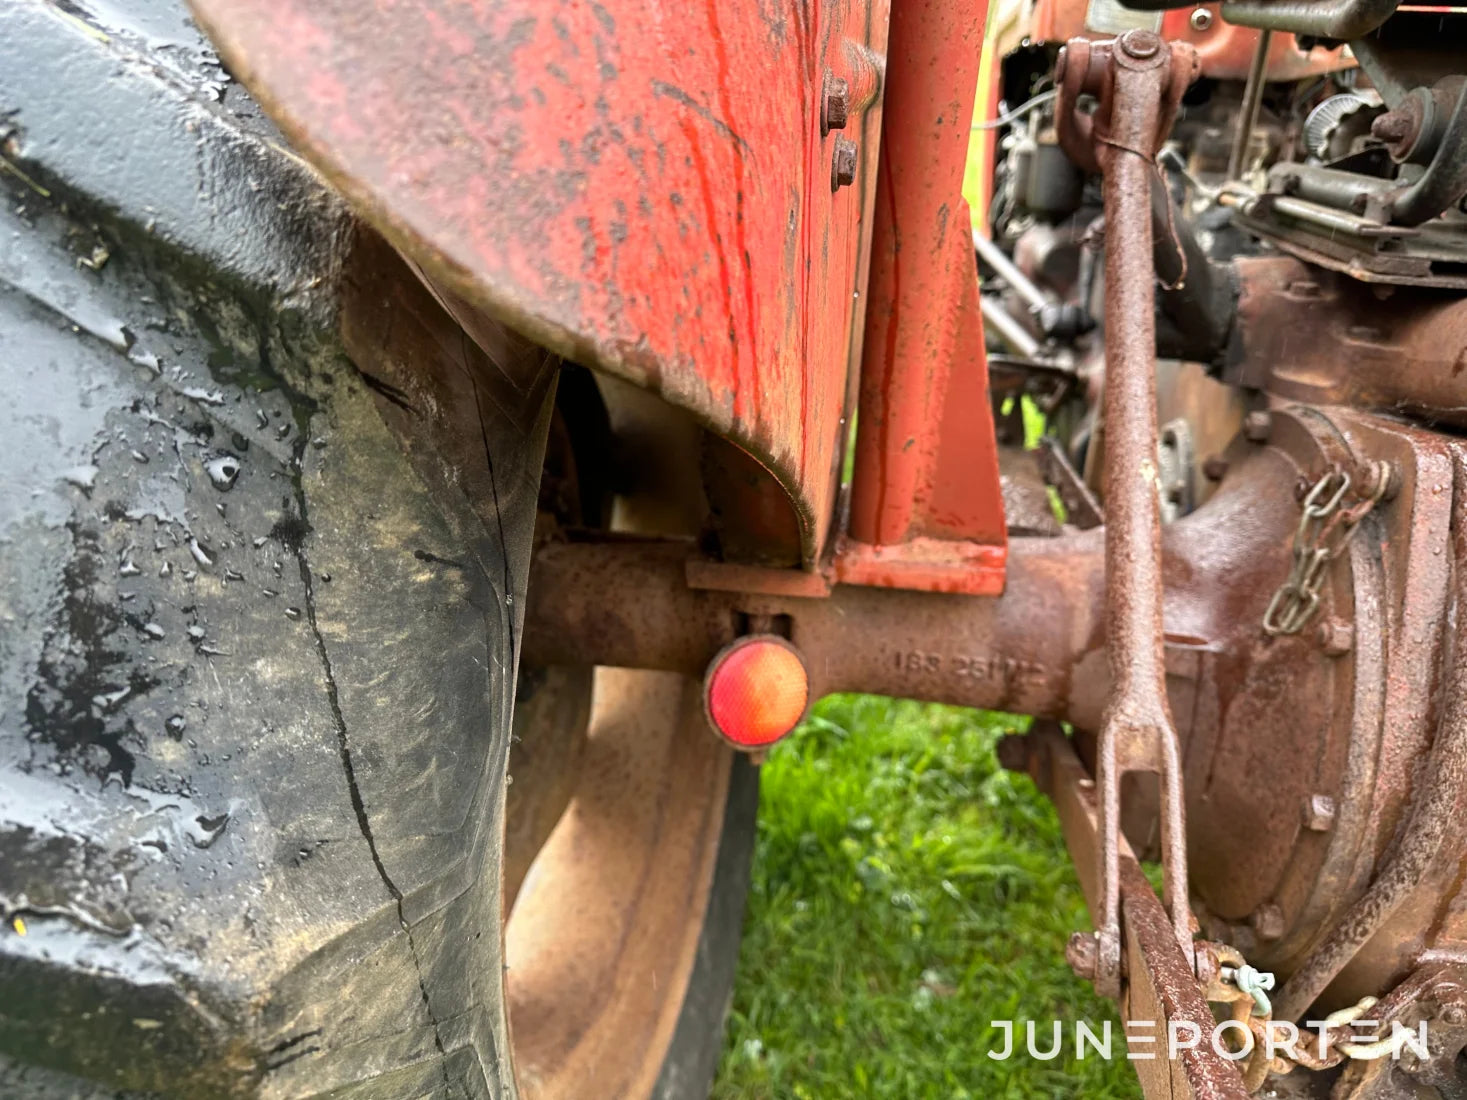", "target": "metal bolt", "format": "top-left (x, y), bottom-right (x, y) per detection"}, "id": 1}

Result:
top-left (1442, 1004), bottom-right (1467, 1026)
top-left (1066, 931), bottom-right (1099, 980)
top-left (1189, 7), bottom-right (1214, 30)
top-left (1202, 455), bottom-right (1229, 482)
top-left (1251, 902), bottom-right (1285, 941)
top-left (1303, 794), bottom-right (1337, 832)
top-left (1119, 30), bottom-right (1162, 59)
top-left (831, 136), bottom-right (858, 191)
top-left (1243, 410), bottom-right (1272, 443)
top-left (1372, 112), bottom-right (1413, 145)
top-left (822, 72), bottom-right (850, 135)
top-left (1318, 618), bottom-right (1354, 657)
